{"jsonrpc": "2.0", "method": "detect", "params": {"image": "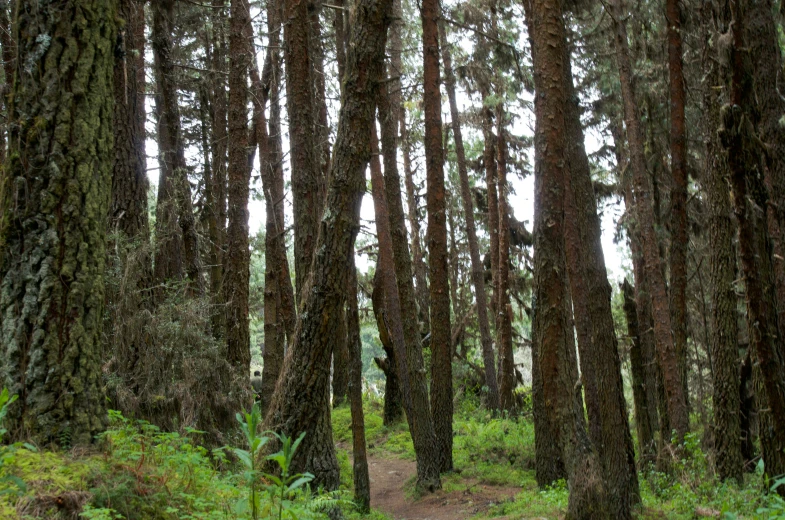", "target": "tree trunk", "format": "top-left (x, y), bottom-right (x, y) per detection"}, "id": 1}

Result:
top-left (702, 3), bottom-right (743, 484)
top-left (347, 257), bottom-right (371, 512)
top-left (224, 0), bottom-right (253, 372)
top-left (609, 0), bottom-right (689, 441)
top-left (372, 267), bottom-right (405, 425)
top-left (421, 0), bottom-right (453, 472)
top-left (622, 279), bottom-right (657, 464)
top-left (0, 0), bottom-right (15, 164)
top-left (483, 108), bottom-right (500, 321)
top-left (527, 1), bottom-right (609, 516)
top-left (666, 0), bottom-right (690, 411)
top-left (719, 0), bottom-right (785, 482)
top-left (263, 0), bottom-right (393, 489)
top-left (284, 0), bottom-right (320, 301)
top-left (112, 0), bottom-right (149, 242)
top-left (310, 2), bottom-right (331, 201)
top-left (152, 0), bottom-right (203, 294)
top-left (561, 43), bottom-right (638, 516)
top-left (332, 305), bottom-right (350, 407)
top-left (0, 0), bottom-right (116, 444)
